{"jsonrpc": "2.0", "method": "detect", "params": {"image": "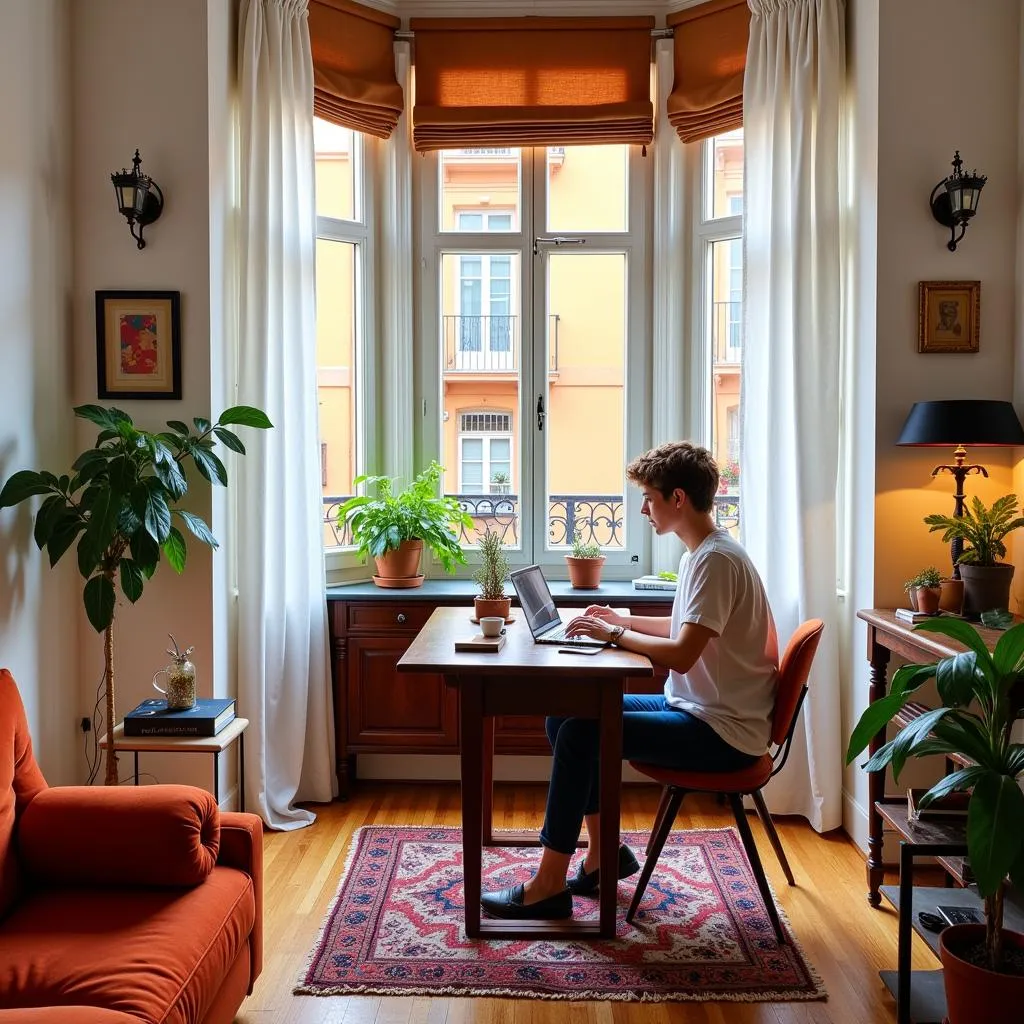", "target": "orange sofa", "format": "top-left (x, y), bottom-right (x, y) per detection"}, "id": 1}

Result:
top-left (0, 669), bottom-right (263, 1023)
